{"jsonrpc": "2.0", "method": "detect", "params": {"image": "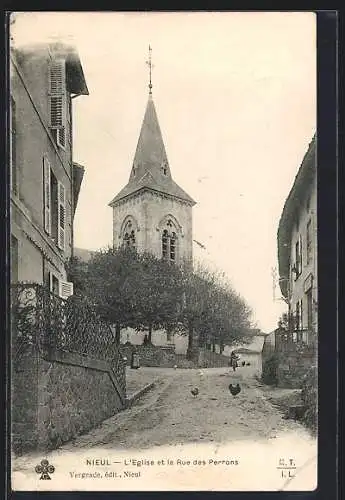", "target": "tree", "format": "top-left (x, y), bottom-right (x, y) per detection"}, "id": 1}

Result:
top-left (66, 256), bottom-right (89, 297)
top-left (67, 250), bottom-right (253, 353)
top-left (133, 252), bottom-right (184, 343)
